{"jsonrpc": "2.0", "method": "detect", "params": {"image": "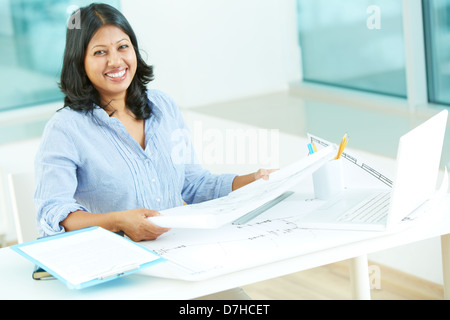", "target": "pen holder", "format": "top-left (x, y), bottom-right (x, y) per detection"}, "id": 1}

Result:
top-left (312, 159), bottom-right (345, 200)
